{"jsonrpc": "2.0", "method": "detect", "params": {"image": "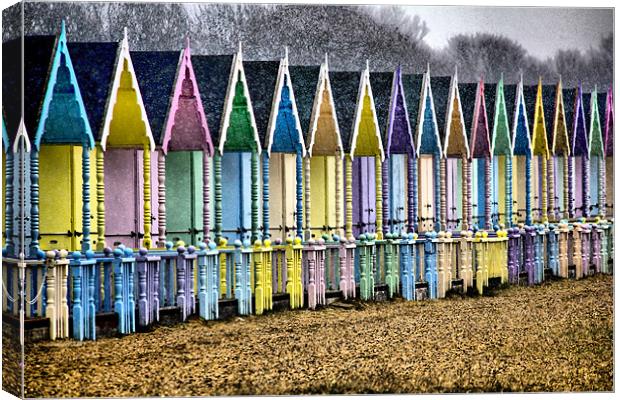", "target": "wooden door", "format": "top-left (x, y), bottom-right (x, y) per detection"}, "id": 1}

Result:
top-left (389, 154), bottom-right (406, 234)
top-left (554, 156), bottom-right (564, 216)
top-left (606, 157), bottom-right (613, 217)
top-left (309, 155), bottom-right (339, 238)
top-left (221, 152), bottom-right (252, 242)
top-left (269, 153), bottom-right (297, 241)
top-left (418, 155), bottom-right (434, 232)
top-left (352, 156), bottom-right (376, 237)
top-left (40, 145), bottom-right (77, 250)
top-left (590, 156), bottom-right (600, 215)
top-left (166, 151), bottom-right (204, 246)
top-left (446, 158), bottom-right (463, 231)
top-left (105, 148), bottom-right (139, 248)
